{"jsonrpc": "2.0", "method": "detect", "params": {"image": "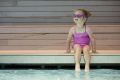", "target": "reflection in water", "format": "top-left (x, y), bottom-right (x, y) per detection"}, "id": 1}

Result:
top-left (74, 72), bottom-right (81, 80)
top-left (84, 72), bottom-right (90, 80)
top-left (74, 71), bottom-right (90, 80)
